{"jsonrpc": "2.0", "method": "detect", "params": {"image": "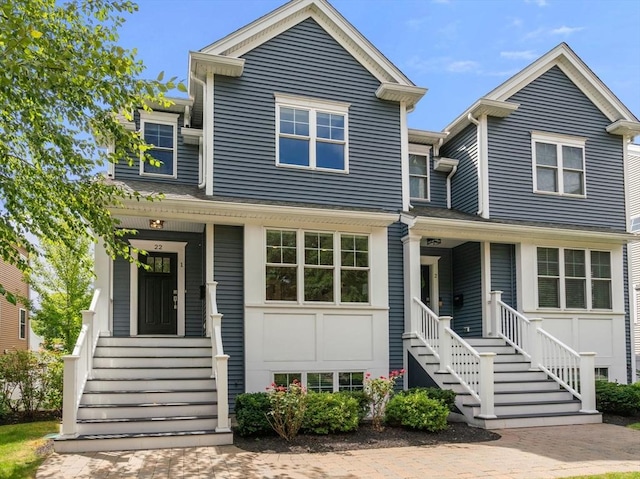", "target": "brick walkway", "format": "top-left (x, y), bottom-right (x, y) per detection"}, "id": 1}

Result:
top-left (37, 424), bottom-right (640, 479)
